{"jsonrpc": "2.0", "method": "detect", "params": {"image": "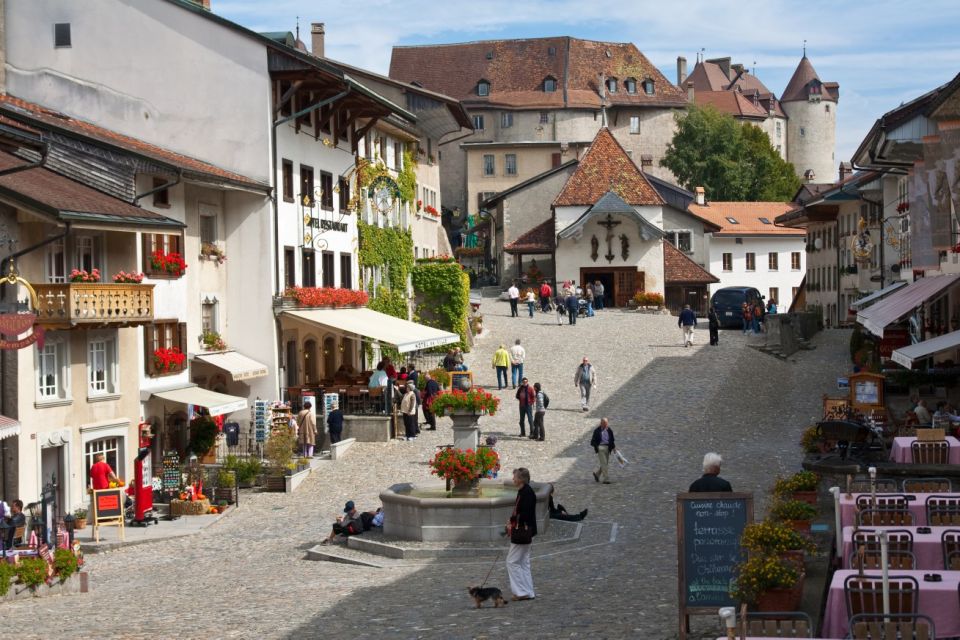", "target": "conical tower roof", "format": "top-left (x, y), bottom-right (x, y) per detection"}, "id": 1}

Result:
top-left (781, 56), bottom-right (837, 103)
